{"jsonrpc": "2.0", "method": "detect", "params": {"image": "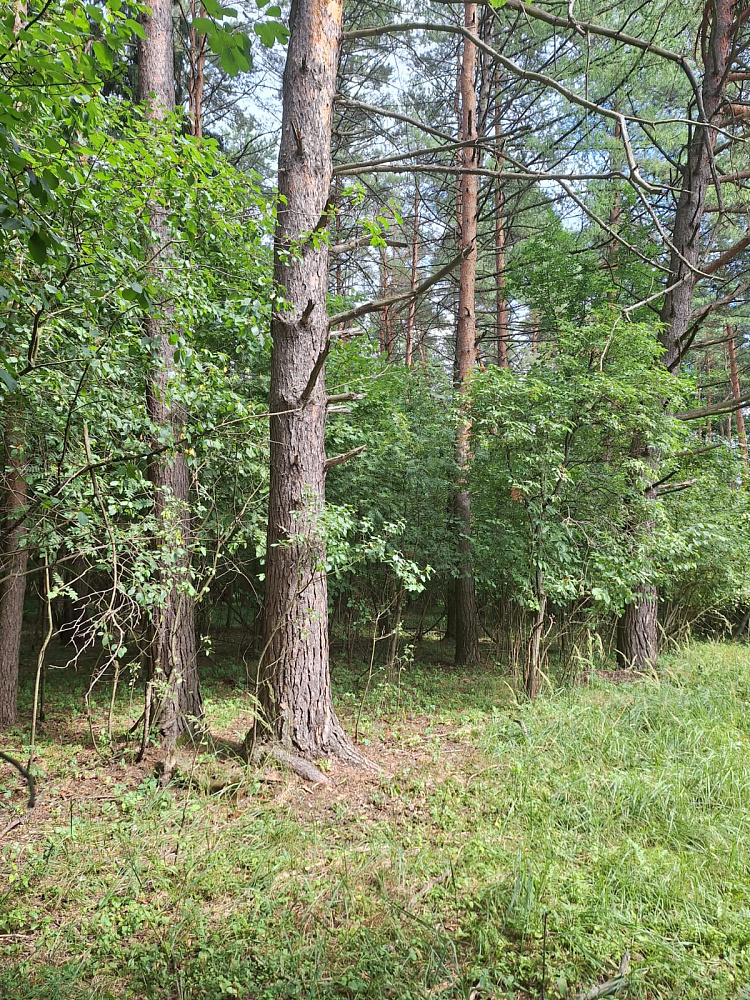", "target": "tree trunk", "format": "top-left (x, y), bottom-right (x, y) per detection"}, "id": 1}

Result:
top-left (138, 0), bottom-right (202, 748)
top-left (659, 0), bottom-right (737, 368)
top-left (525, 567), bottom-right (546, 700)
top-left (256, 0), bottom-right (363, 764)
top-left (453, 1), bottom-right (481, 668)
top-left (493, 69), bottom-right (509, 368)
top-left (0, 409), bottom-right (28, 728)
top-left (187, 0), bottom-right (206, 137)
top-left (727, 326), bottom-right (749, 476)
top-left (616, 584), bottom-right (658, 670)
top-left (621, 0), bottom-right (737, 661)
top-left (405, 184), bottom-right (419, 367)
top-left (379, 244), bottom-right (393, 360)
